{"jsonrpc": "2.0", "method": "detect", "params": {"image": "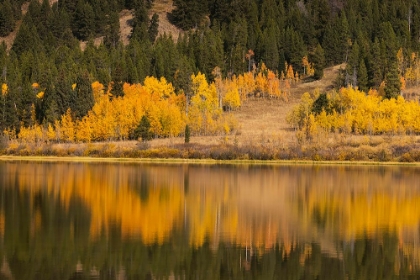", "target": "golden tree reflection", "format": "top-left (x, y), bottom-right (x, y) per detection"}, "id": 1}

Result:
top-left (2, 162), bottom-right (420, 269)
